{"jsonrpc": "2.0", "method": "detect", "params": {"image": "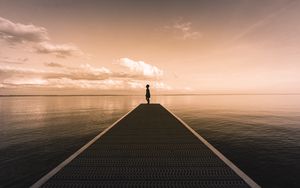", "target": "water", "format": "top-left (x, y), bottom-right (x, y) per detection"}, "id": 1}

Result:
top-left (0, 95), bottom-right (300, 188)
